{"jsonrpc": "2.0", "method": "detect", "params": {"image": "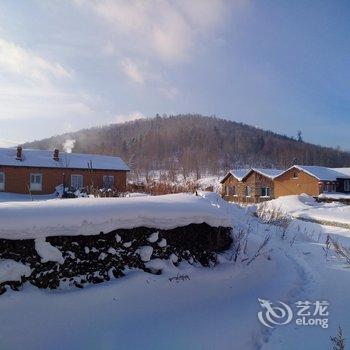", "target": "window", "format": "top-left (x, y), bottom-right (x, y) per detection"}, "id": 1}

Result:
top-left (103, 175), bottom-right (114, 188)
top-left (30, 173), bottom-right (42, 191)
top-left (230, 185), bottom-right (237, 196)
top-left (0, 172), bottom-right (4, 191)
top-left (71, 174), bottom-right (83, 189)
top-left (344, 180), bottom-right (350, 192)
top-left (324, 183), bottom-right (335, 193)
top-left (261, 187), bottom-right (271, 197)
top-left (225, 185), bottom-right (236, 196)
top-left (245, 186), bottom-right (252, 197)
top-left (292, 172), bottom-right (298, 179)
